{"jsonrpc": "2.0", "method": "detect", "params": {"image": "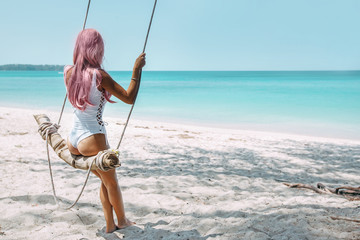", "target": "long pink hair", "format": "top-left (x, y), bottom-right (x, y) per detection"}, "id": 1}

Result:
top-left (66, 29), bottom-right (114, 111)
